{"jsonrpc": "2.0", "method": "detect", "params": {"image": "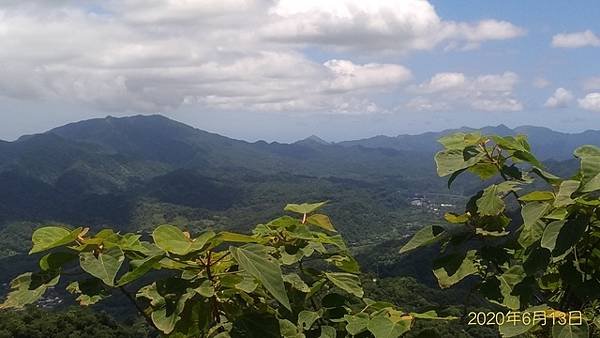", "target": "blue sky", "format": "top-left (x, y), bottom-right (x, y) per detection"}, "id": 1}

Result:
top-left (0, 0), bottom-right (599, 142)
